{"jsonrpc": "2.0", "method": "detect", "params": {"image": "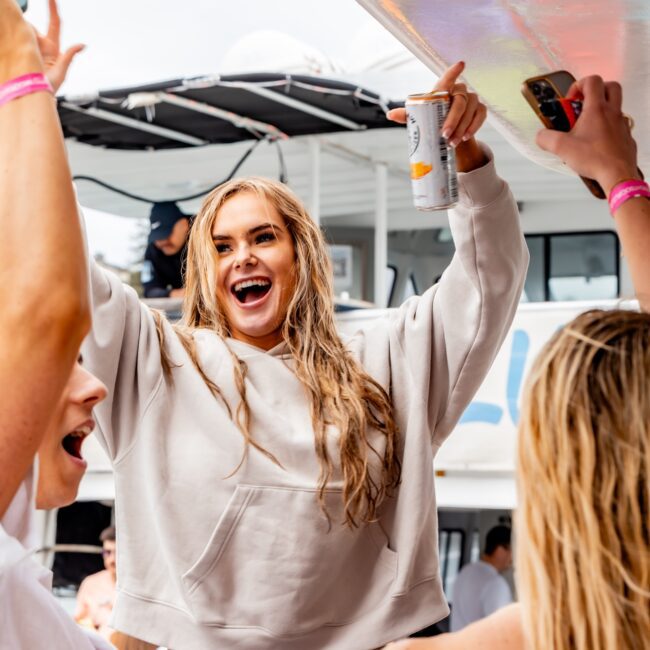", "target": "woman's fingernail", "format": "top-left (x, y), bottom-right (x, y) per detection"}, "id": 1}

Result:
top-left (450, 138), bottom-right (460, 147)
top-left (442, 129), bottom-right (451, 139)
top-left (462, 133), bottom-right (471, 141)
